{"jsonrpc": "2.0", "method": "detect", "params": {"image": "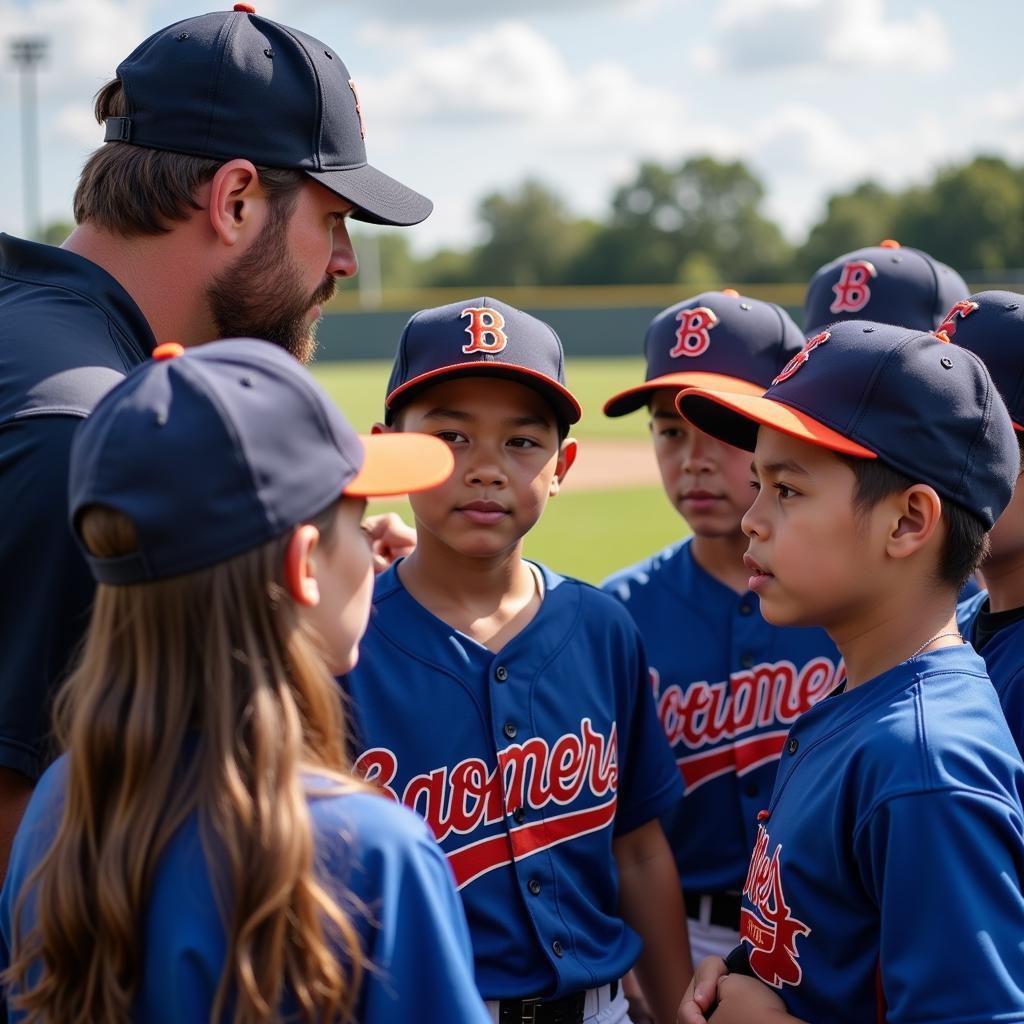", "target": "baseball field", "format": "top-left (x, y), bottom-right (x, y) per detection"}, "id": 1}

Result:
top-left (314, 356), bottom-right (690, 583)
